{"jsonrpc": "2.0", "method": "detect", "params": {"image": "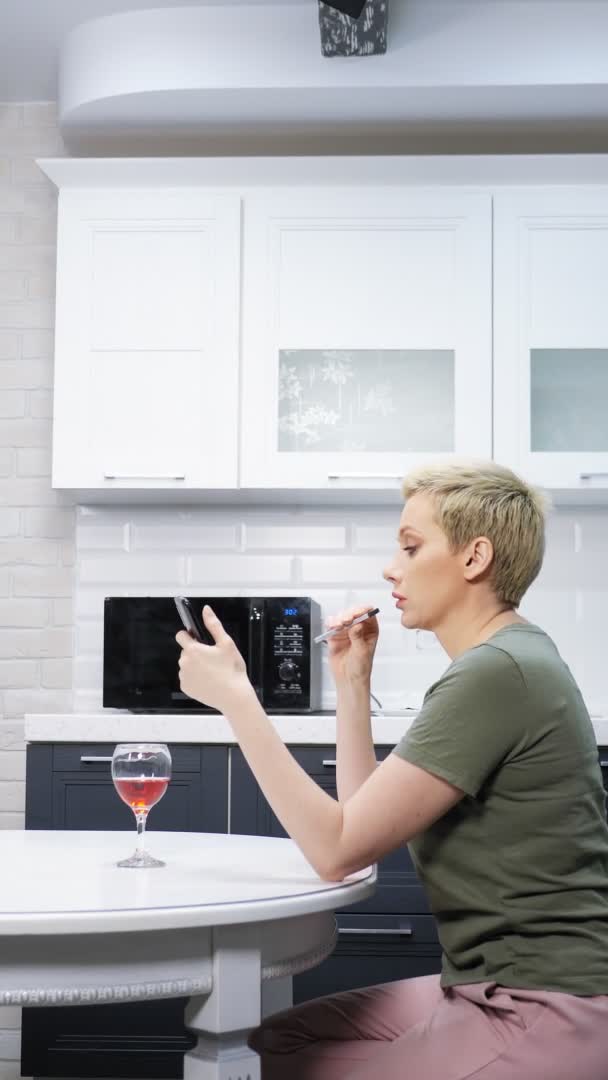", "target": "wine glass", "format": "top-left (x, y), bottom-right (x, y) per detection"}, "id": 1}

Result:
top-left (111, 743), bottom-right (172, 868)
